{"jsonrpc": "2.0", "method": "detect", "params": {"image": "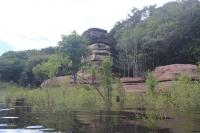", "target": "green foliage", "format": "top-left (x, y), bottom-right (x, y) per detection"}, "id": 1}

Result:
top-left (0, 48), bottom-right (57, 87)
top-left (142, 74), bottom-right (200, 122)
top-left (19, 54), bottom-right (49, 87)
top-left (169, 76), bottom-right (200, 110)
top-left (0, 83), bottom-right (129, 111)
top-left (58, 31), bottom-right (89, 83)
top-left (0, 51), bottom-right (28, 82)
top-left (97, 59), bottom-right (114, 106)
top-left (114, 78), bottom-right (125, 108)
top-left (145, 73), bottom-right (158, 95)
top-left (144, 75), bottom-right (200, 113)
top-left (1, 74), bottom-right (200, 118)
top-left (1, 0), bottom-right (200, 87)
top-left (112, 0), bottom-right (200, 76)
top-left (32, 54), bottom-right (71, 82)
